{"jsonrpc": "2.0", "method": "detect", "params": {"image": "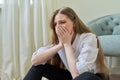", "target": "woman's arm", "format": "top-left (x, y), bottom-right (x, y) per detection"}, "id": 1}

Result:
top-left (76, 33), bottom-right (98, 74)
top-left (64, 44), bottom-right (79, 78)
top-left (31, 43), bottom-right (63, 66)
top-left (56, 26), bottom-right (79, 78)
